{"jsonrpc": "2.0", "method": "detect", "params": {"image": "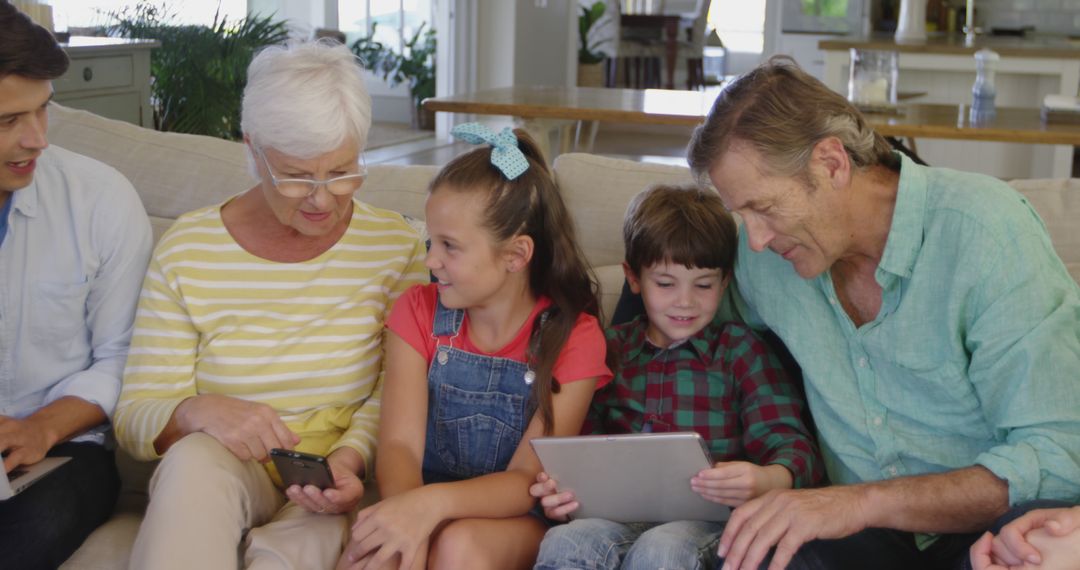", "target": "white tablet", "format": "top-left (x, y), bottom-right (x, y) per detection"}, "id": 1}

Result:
top-left (530, 432), bottom-right (731, 523)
